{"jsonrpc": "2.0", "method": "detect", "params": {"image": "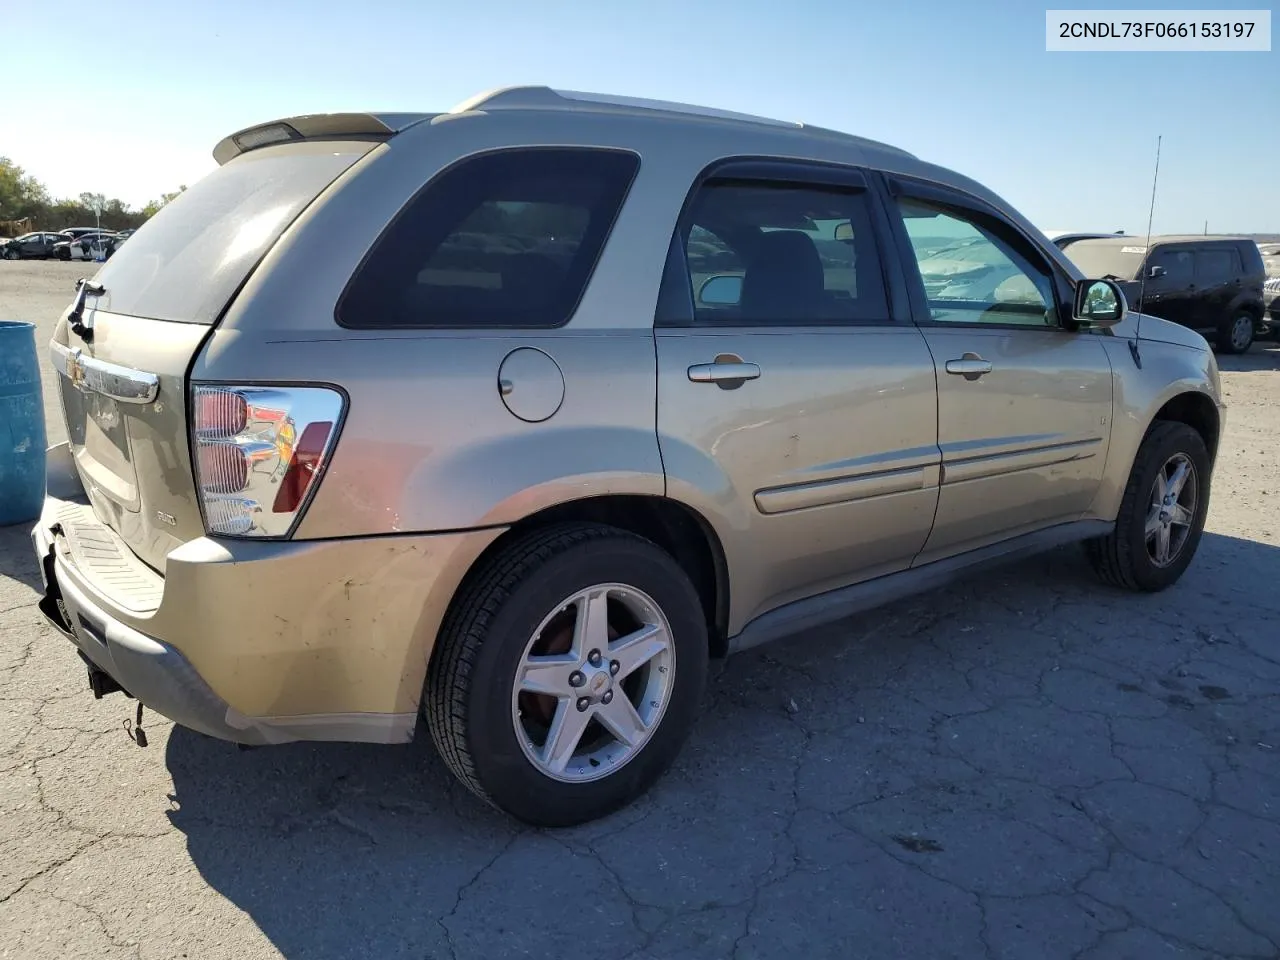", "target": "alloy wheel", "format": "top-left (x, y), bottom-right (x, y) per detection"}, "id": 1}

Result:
top-left (511, 583), bottom-right (675, 783)
top-left (1145, 453), bottom-right (1198, 567)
